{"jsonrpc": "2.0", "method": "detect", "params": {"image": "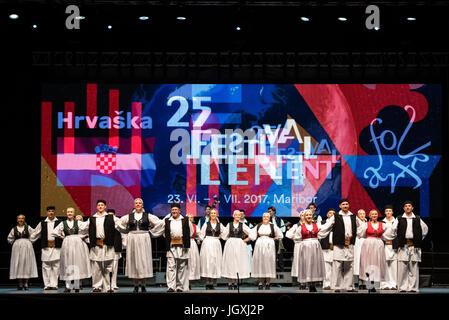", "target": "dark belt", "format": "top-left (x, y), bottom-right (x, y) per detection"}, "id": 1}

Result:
top-left (47, 240), bottom-right (55, 248)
